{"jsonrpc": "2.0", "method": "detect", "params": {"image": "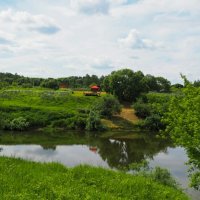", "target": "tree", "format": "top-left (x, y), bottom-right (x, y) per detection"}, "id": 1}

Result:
top-left (104, 69), bottom-right (146, 102)
top-left (155, 77), bottom-right (171, 92)
top-left (141, 74), bottom-right (158, 92)
top-left (164, 85), bottom-right (200, 148)
top-left (40, 78), bottom-right (59, 90)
